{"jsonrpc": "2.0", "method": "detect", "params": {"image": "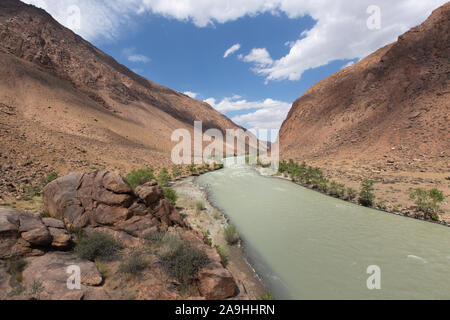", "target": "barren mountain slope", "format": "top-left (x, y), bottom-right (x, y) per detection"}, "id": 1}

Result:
top-left (279, 3), bottom-right (450, 217)
top-left (0, 0), bottom-right (254, 198)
